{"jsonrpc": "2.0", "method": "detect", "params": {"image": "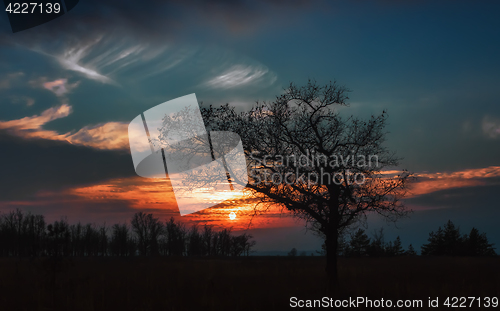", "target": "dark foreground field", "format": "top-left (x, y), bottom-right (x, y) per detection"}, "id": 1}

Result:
top-left (0, 256), bottom-right (498, 310)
